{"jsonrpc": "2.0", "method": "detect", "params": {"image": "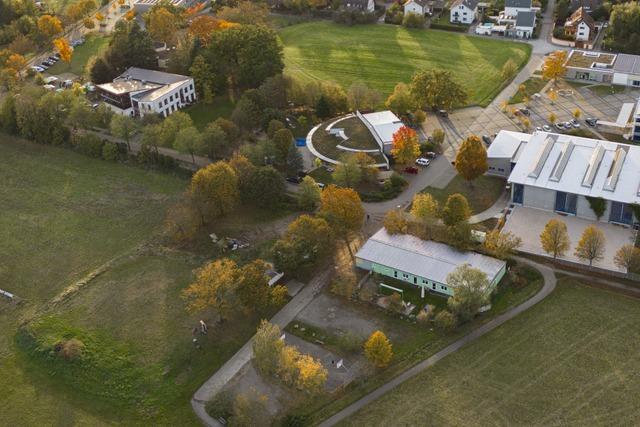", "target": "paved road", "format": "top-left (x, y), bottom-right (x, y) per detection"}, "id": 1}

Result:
top-left (191, 269), bottom-right (333, 427)
top-left (318, 257), bottom-right (557, 426)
